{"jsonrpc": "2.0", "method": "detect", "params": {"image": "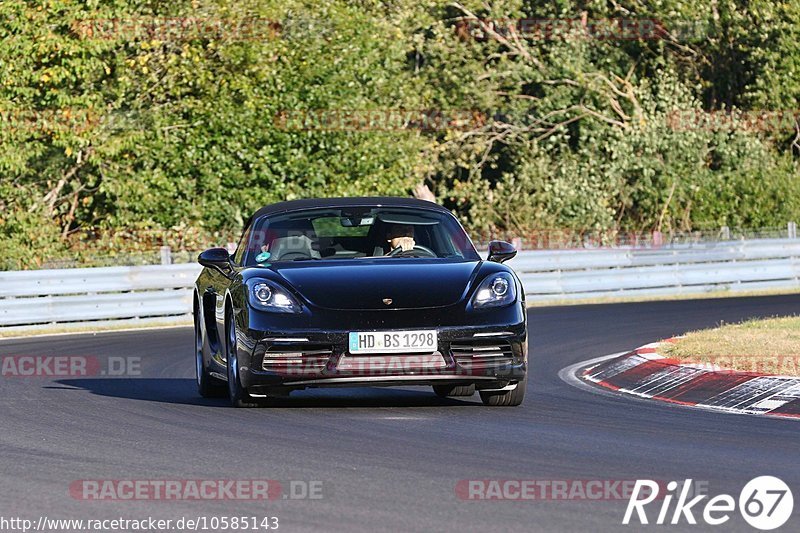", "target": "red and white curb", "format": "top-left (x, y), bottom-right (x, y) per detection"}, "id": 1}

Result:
top-left (577, 340), bottom-right (800, 419)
